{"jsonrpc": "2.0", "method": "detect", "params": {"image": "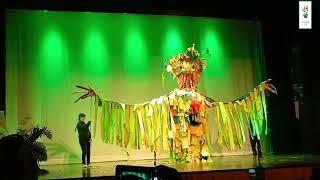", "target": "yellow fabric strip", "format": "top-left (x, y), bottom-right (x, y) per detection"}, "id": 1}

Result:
top-left (157, 102), bottom-right (163, 151)
top-left (251, 90), bottom-right (260, 131)
top-left (128, 105), bottom-right (136, 149)
top-left (119, 105), bottom-right (125, 147)
top-left (105, 101), bottom-right (111, 143)
top-left (255, 90), bottom-right (264, 133)
top-left (135, 109), bottom-right (140, 149)
top-left (152, 103), bottom-right (160, 153)
top-left (162, 99), bottom-right (169, 151)
top-left (143, 105), bottom-right (150, 149)
top-left (246, 96), bottom-right (256, 136)
top-left (228, 102), bottom-right (243, 149)
top-left (214, 106), bottom-right (223, 146)
top-left (135, 105), bottom-right (144, 149)
top-left (234, 103), bottom-right (246, 144)
top-left (240, 99), bottom-right (252, 137)
top-left (114, 106), bottom-right (120, 146)
top-left (146, 104), bottom-right (154, 151)
top-left (141, 105), bottom-right (149, 149)
top-left (124, 105), bottom-right (130, 148)
top-left (225, 104), bottom-right (235, 150)
top-left (218, 102), bottom-right (235, 150)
